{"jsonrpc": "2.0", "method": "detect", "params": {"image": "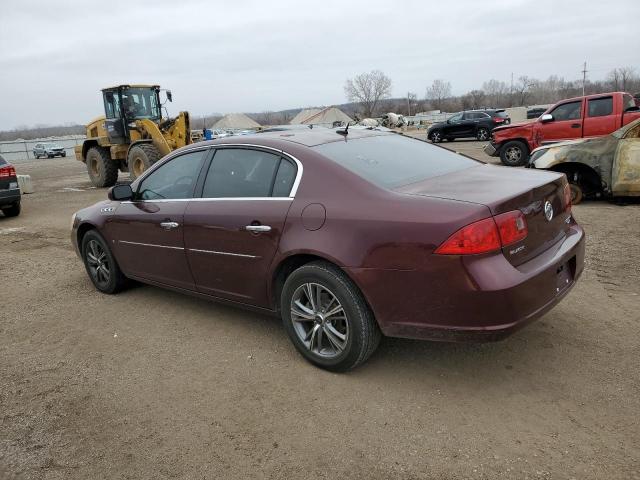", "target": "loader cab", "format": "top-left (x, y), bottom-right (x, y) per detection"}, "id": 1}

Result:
top-left (102, 85), bottom-right (163, 144)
